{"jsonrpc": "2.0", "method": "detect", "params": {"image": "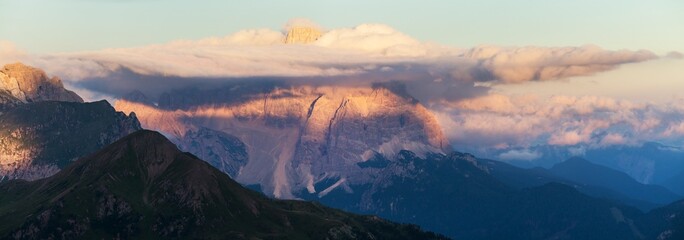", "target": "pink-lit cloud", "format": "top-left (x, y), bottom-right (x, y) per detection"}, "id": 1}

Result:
top-left (436, 94), bottom-right (684, 150)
